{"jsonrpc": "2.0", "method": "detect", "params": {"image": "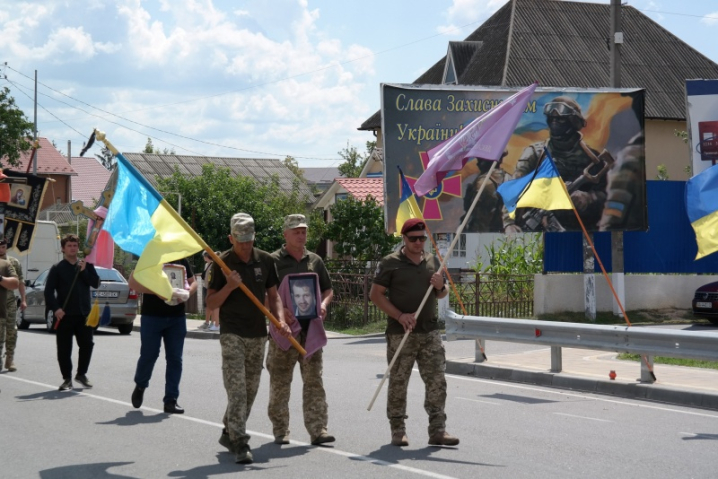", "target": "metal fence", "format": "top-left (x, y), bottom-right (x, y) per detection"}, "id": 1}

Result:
top-left (326, 270), bottom-right (534, 325)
